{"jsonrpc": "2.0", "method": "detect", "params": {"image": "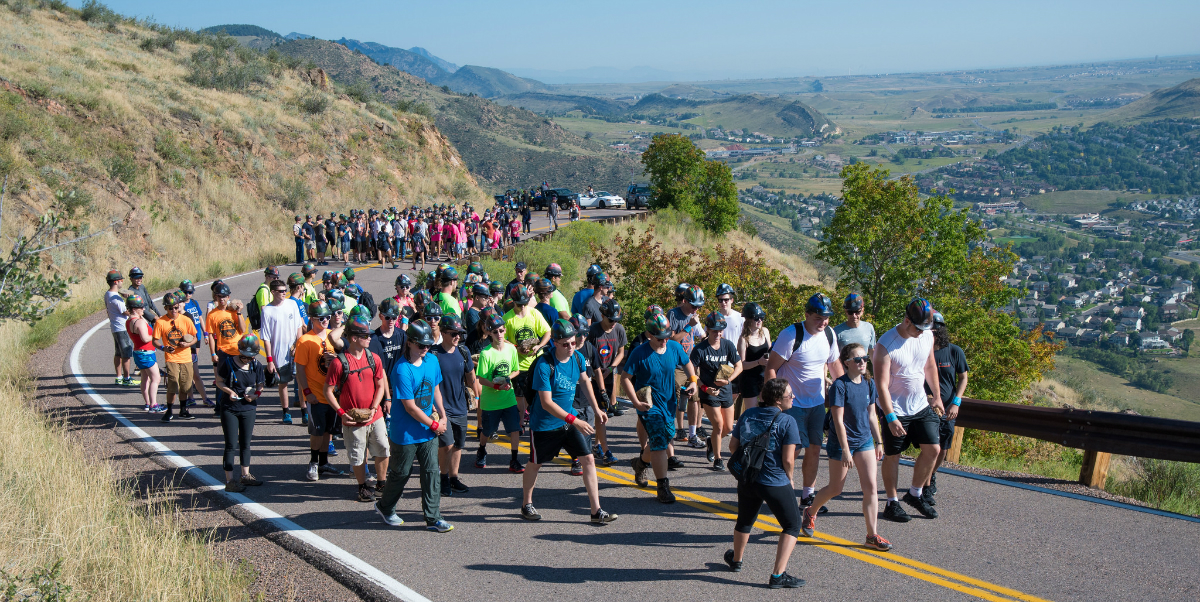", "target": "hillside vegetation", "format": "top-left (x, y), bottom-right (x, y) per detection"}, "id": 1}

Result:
top-left (1105, 78), bottom-right (1200, 123)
